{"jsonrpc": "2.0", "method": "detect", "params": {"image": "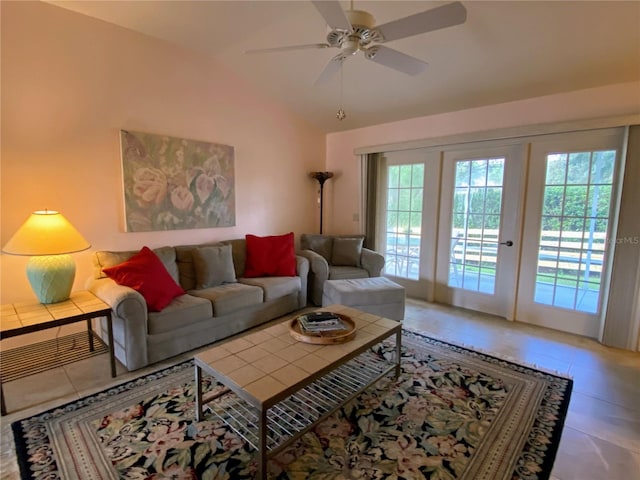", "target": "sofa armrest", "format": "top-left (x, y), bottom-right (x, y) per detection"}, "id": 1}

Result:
top-left (298, 249), bottom-right (329, 305)
top-left (87, 277), bottom-right (146, 317)
top-left (86, 276), bottom-right (149, 371)
top-left (298, 249), bottom-right (329, 279)
top-left (295, 255), bottom-right (309, 308)
top-left (361, 248), bottom-right (385, 277)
